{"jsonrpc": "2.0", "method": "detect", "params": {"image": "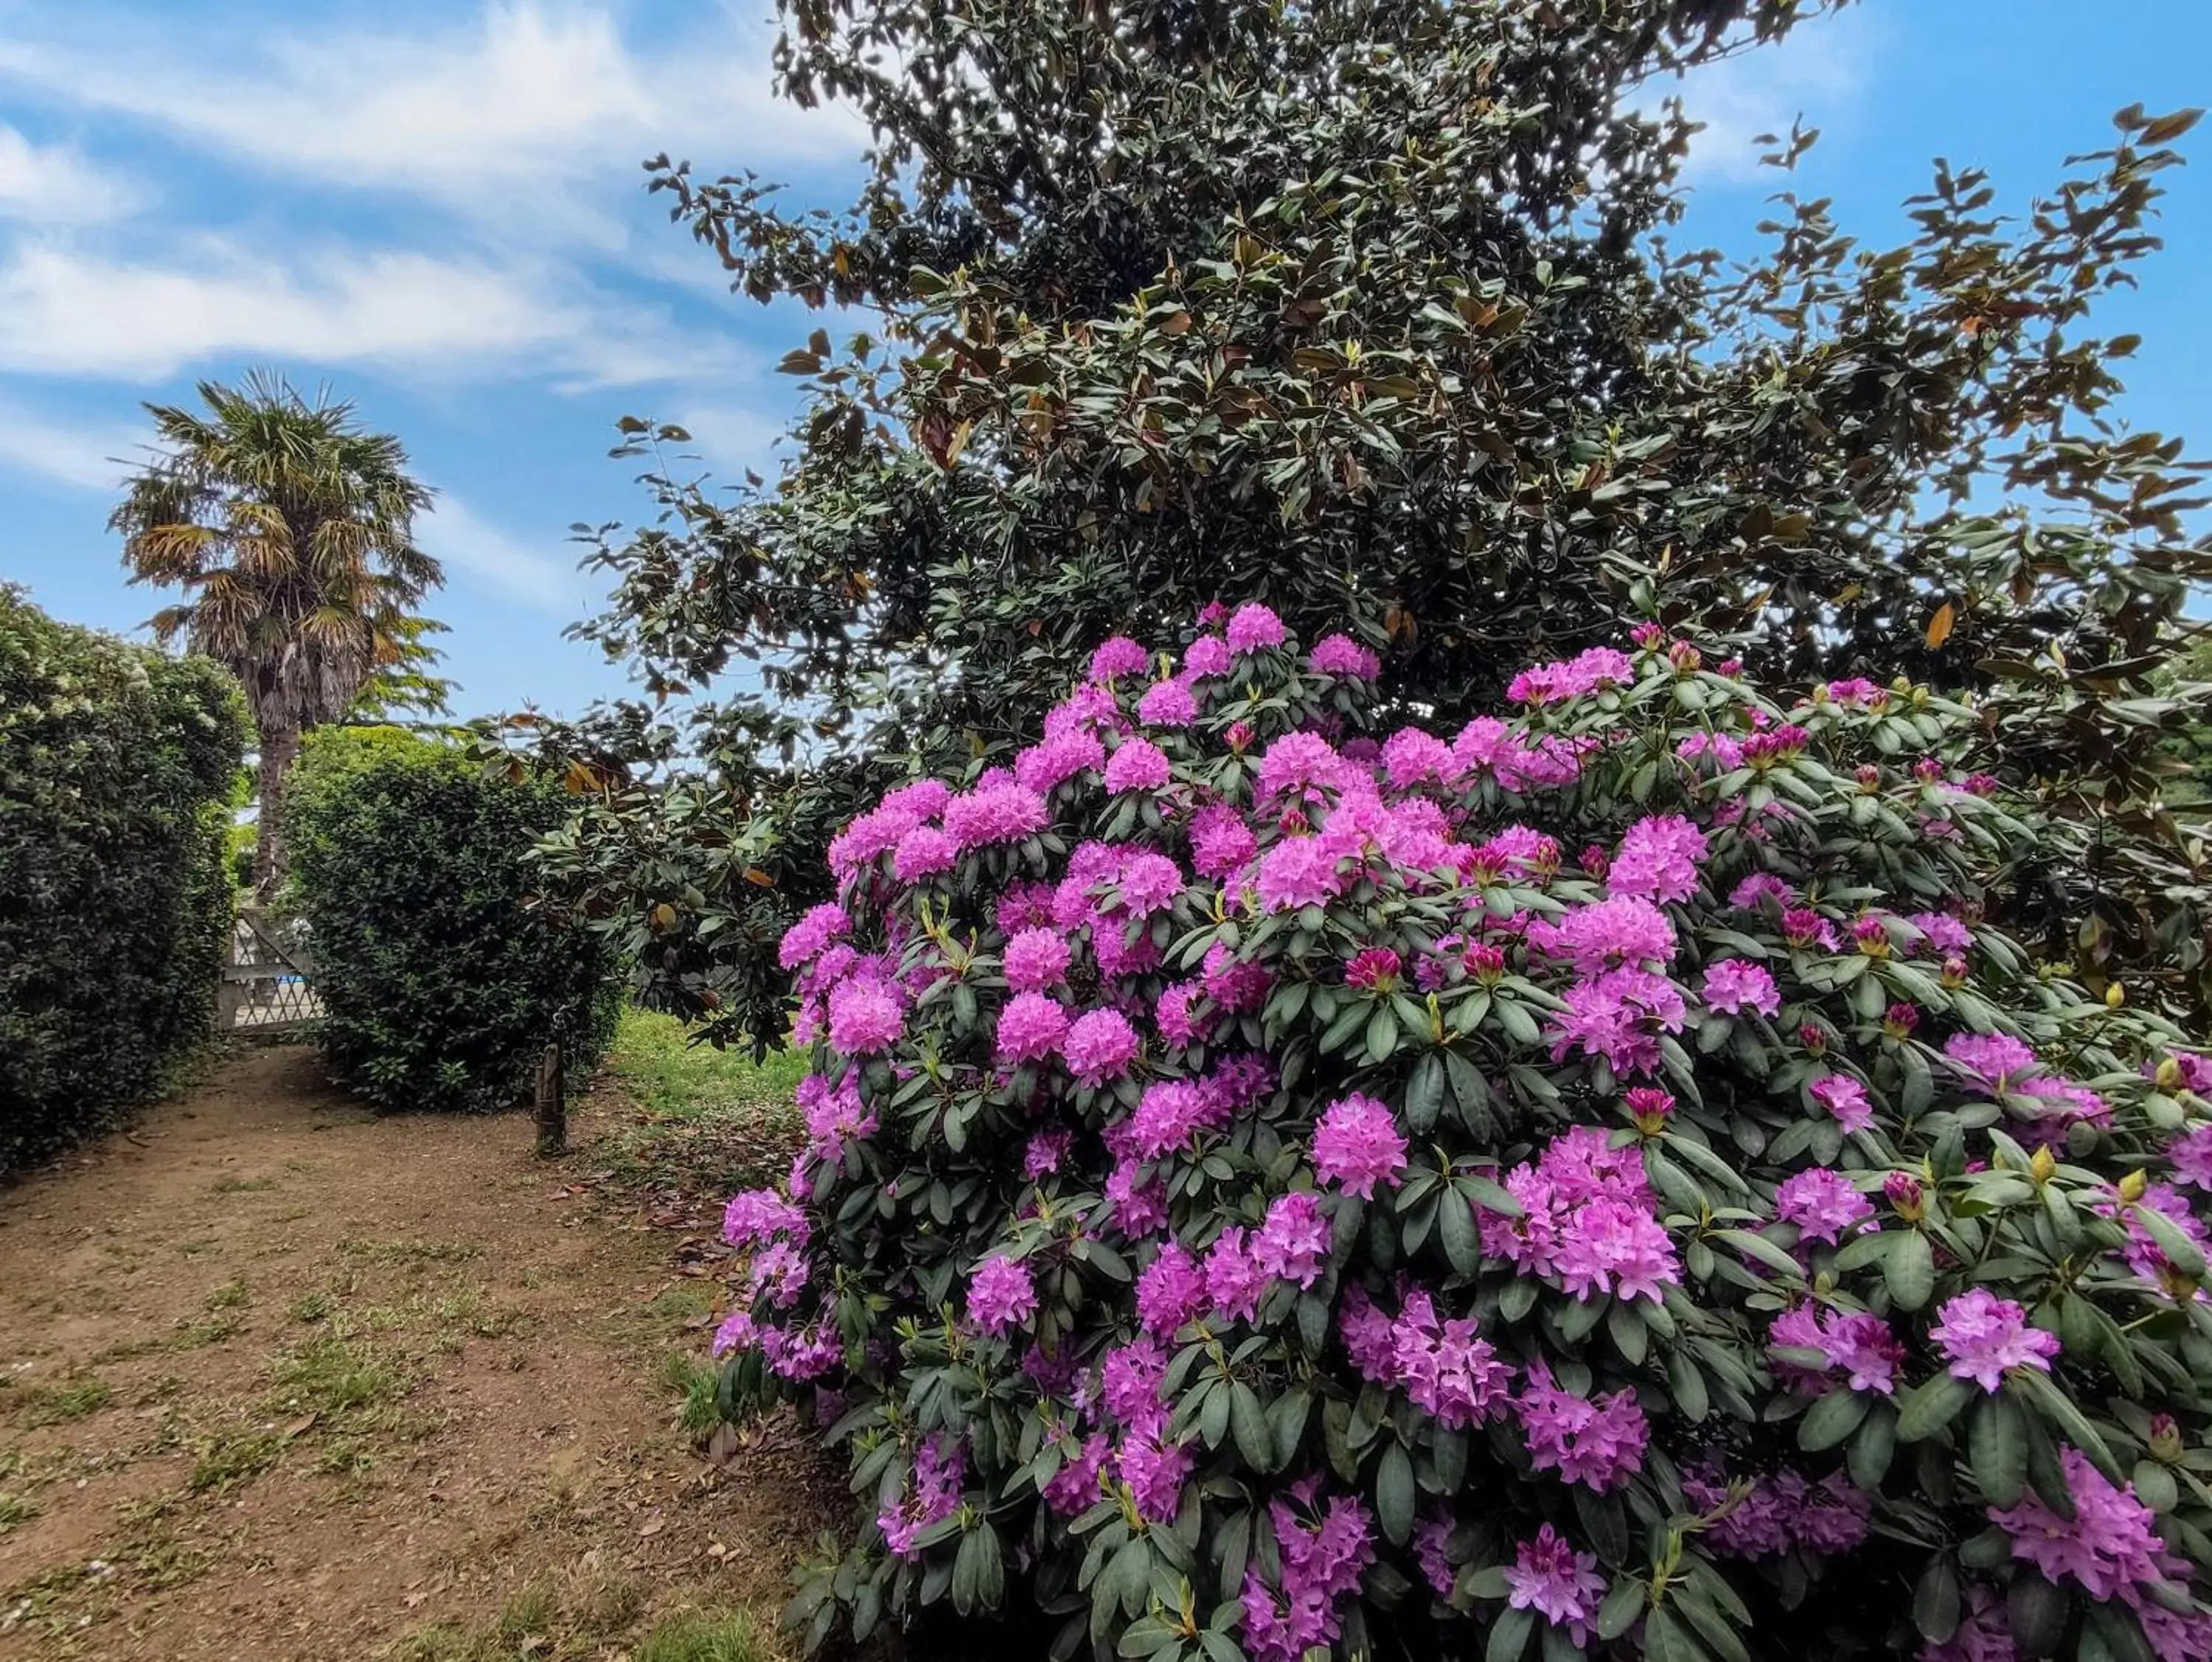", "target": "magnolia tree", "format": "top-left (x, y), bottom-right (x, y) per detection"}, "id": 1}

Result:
top-left (713, 608), bottom-right (2212, 1662)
